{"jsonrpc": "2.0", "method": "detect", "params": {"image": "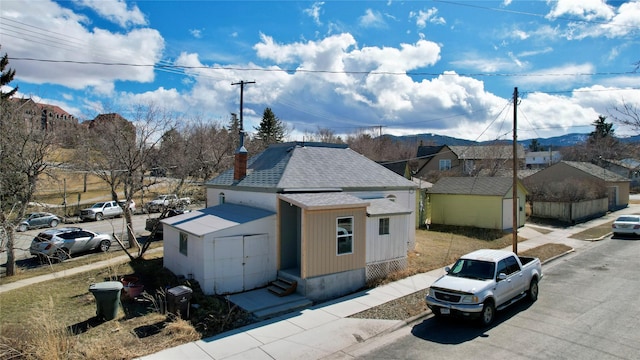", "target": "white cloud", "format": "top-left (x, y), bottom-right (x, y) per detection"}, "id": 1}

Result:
top-left (359, 9), bottom-right (386, 28)
top-left (189, 28), bottom-right (203, 39)
top-left (409, 7), bottom-right (446, 29)
top-left (76, 0), bottom-right (147, 28)
top-left (546, 0), bottom-right (615, 21)
top-left (303, 1), bottom-right (324, 26)
top-left (1, 0), bottom-right (164, 92)
top-left (546, 0), bottom-right (640, 39)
